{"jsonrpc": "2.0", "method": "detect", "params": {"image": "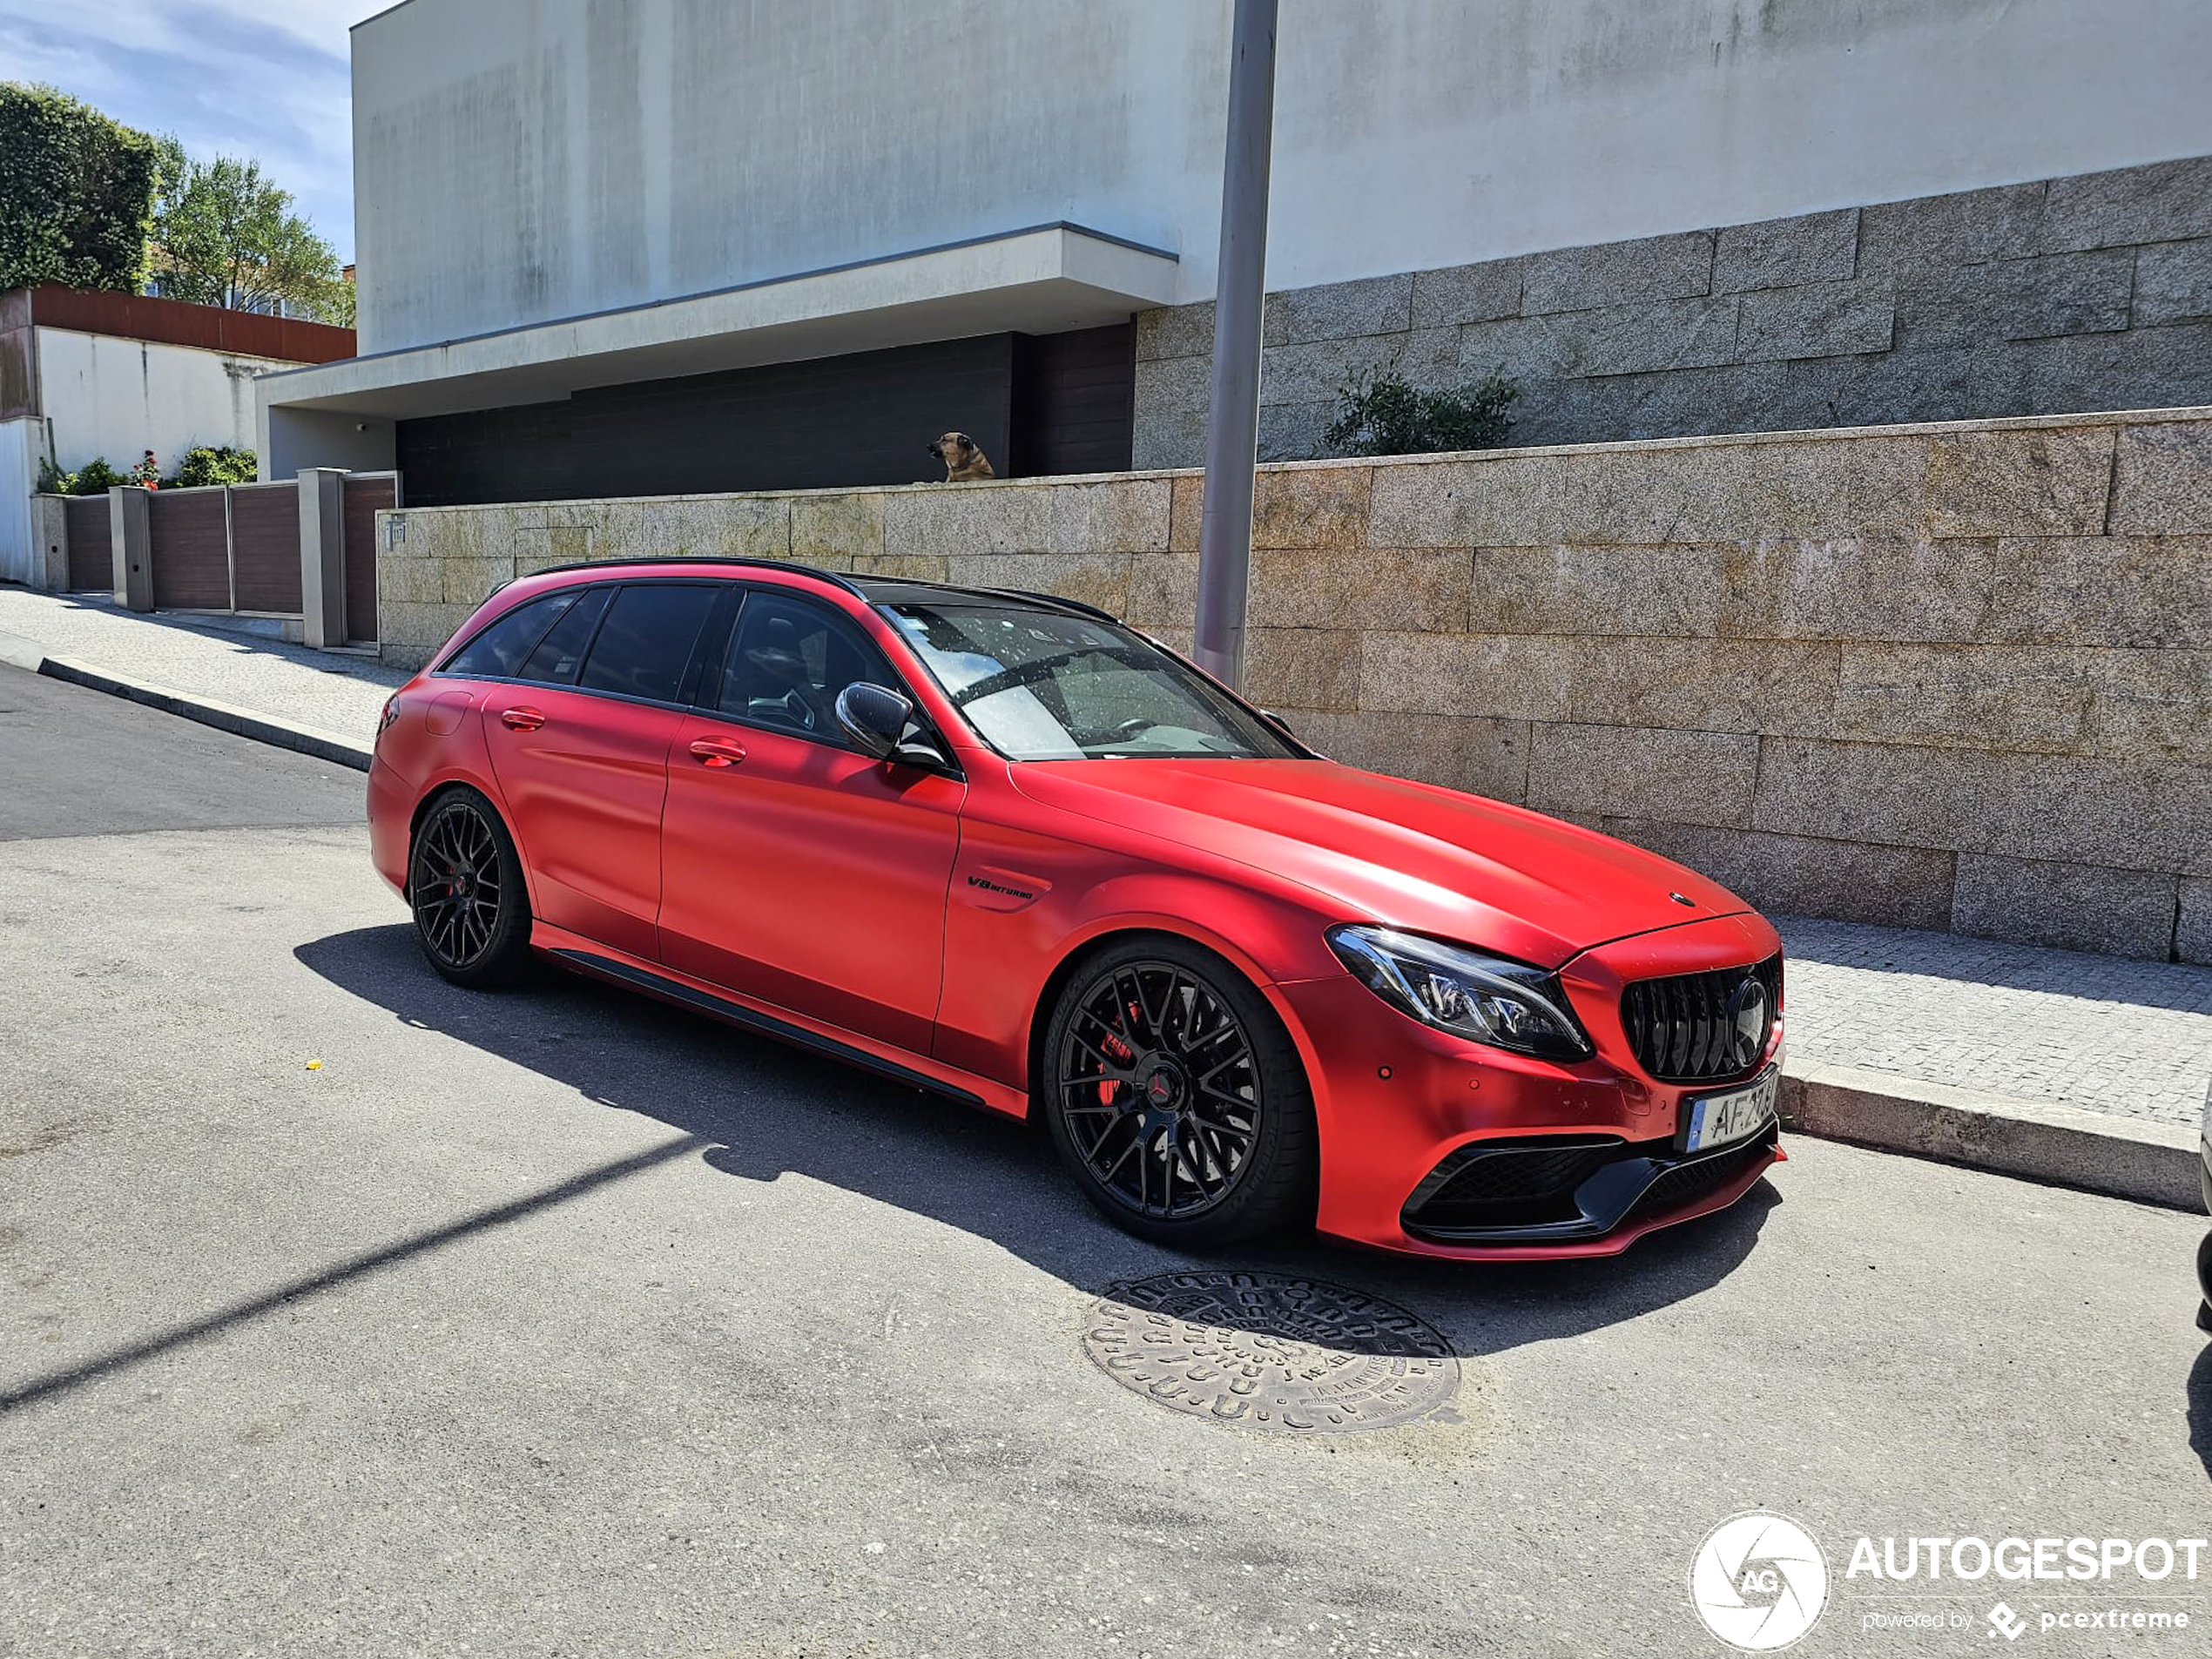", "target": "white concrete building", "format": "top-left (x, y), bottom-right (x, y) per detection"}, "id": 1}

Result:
top-left (259, 0), bottom-right (2212, 503)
